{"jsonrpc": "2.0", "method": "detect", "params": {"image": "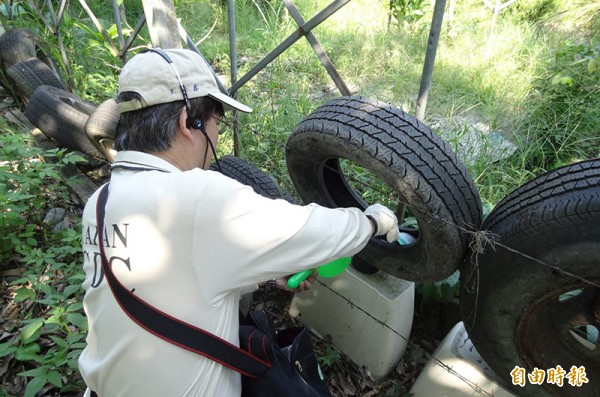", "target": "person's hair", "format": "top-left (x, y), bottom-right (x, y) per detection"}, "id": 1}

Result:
top-left (114, 93), bottom-right (224, 152)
